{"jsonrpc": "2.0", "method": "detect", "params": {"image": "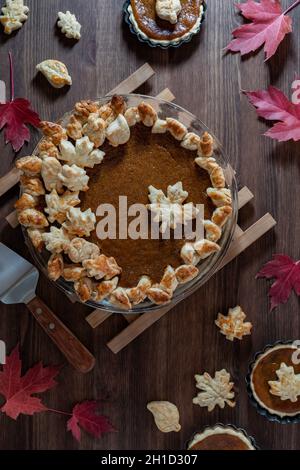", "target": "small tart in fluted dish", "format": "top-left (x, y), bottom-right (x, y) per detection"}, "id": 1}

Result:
top-left (124, 0), bottom-right (206, 48)
top-left (248, 342), bottom-right (300, 422)
top-left (17, 95), bottom-right (234, 310)
top-left (187, 425), bottom-right (256, 451)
